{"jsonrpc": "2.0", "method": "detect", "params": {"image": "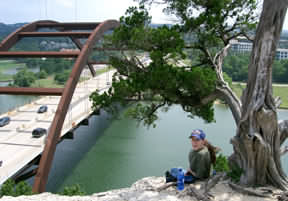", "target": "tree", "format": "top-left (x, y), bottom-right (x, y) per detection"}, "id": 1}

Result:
top-left (223, 54), bottom-right (249, 82)
top-left (232, 0), bottom-right (288, 189)
top-left (90, 0), bottom-right (288, 189)
top-left (54, 70), bottom-right (71, 85)
top-left (36, 70), bottom-right (48, 79)
top-left (13, 68), bottom-right (36, 87)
